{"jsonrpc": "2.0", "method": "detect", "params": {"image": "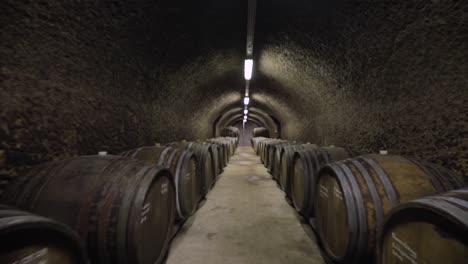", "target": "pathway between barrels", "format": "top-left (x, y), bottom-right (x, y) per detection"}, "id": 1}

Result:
top-left (165, 146), bottom-right (325, 264)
